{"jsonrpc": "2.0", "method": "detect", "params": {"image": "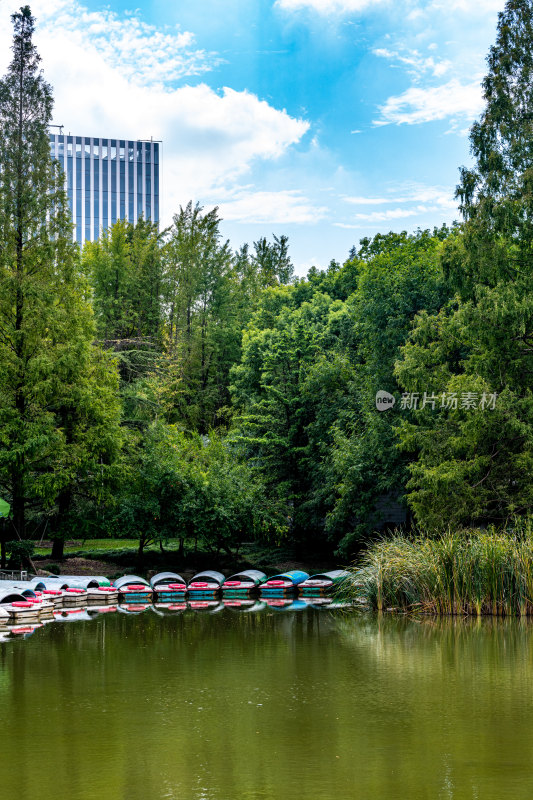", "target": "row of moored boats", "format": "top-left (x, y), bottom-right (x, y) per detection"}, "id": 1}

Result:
top-left (116, 569), bottom-right (349, 600)
top-left (0, 569), bottom-right (349, 627)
